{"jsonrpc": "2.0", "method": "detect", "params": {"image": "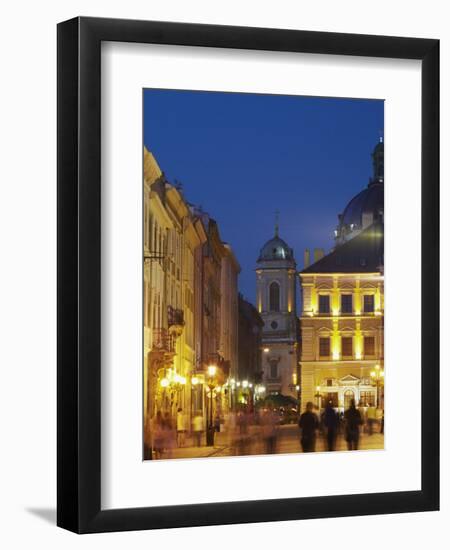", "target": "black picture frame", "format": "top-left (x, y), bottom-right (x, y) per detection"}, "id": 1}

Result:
top-left (57, 16), bottom-right (439, 533)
